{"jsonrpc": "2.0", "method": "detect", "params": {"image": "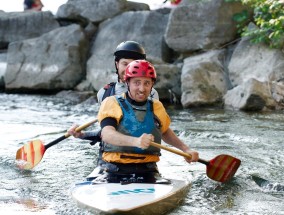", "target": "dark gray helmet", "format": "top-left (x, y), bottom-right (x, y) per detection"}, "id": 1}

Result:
top-left (114, 41), bottom-right (146, 61)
